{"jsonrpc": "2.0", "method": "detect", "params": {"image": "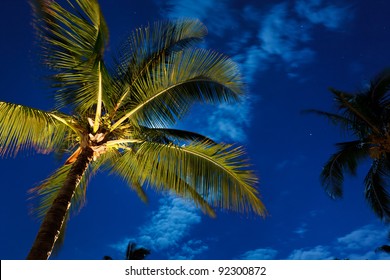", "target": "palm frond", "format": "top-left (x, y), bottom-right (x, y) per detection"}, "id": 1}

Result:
top-left (321, 140), bottom-right (369, 198)
top-left (137, 126), bottom-right (216, 145)
top-left (29, 164), bottom-right (87, 219)
top-left (364, 160), bottom-right (390, 221)
top-left (330, 87), bottom-right (381, 136)
top-left (28, 146), bottom-right (116, 219)
top-left (303, 109), bottom-right (354, 131)
top-left (105, 19), bottom-right (208, 117)
top-left (94, 147), bottom-right (149, 203)
top-left (111, 147), bottom-right (216, 216)
top-left (0, 101), bottom-right (75, 157)
top-left (31, 0), bottom-right (112, 113)
top-left (111, 49), bottom-right (243, 130)
top-left (32, 0), bottom-right (108, 69)
top-left (114, 19), bottom-right (207, 83)
top-left (368, 68), bottom-right (390, 105)
top-left (113, 140), bottom-right (265, 216)
top-left (168, 174), bottom-right (217, 217)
